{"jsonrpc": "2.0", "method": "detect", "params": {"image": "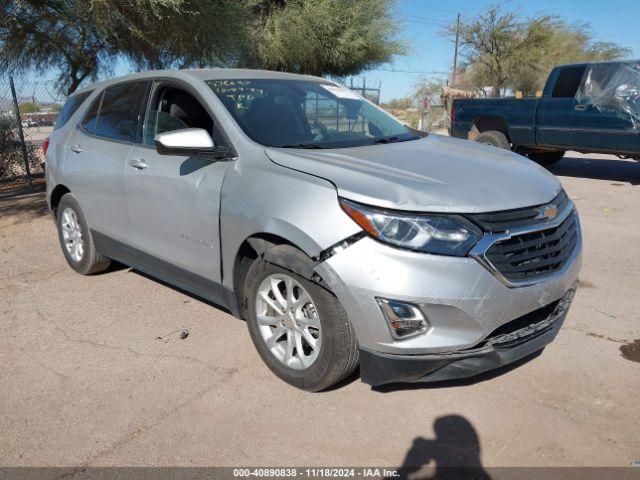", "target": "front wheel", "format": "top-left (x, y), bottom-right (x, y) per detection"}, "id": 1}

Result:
top-left (243, 258), bottom-right (359, 392)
